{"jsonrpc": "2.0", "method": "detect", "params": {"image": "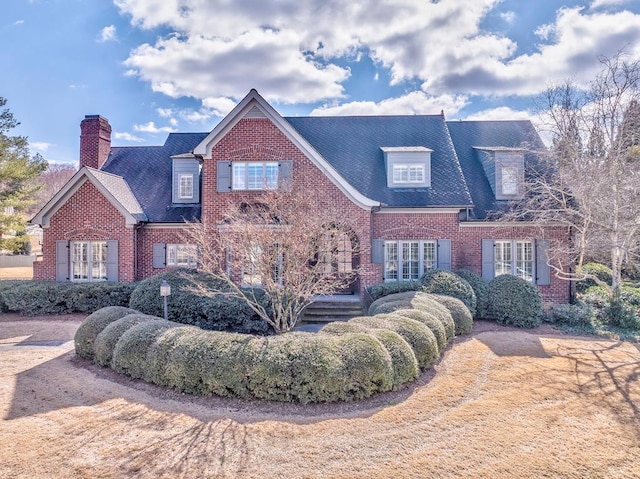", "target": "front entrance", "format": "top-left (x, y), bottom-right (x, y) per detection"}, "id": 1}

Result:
top-left (318, 229), bottom-right (359, 294)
